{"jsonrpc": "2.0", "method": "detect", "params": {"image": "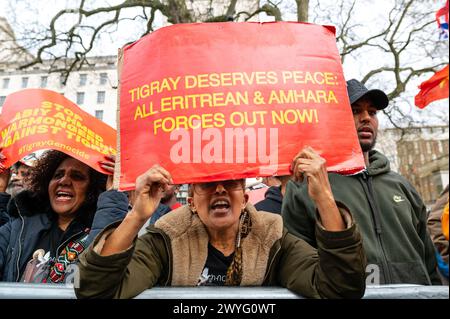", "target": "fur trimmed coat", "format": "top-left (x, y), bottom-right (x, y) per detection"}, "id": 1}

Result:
top-left (76, 192), bottom-right (367, 299)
